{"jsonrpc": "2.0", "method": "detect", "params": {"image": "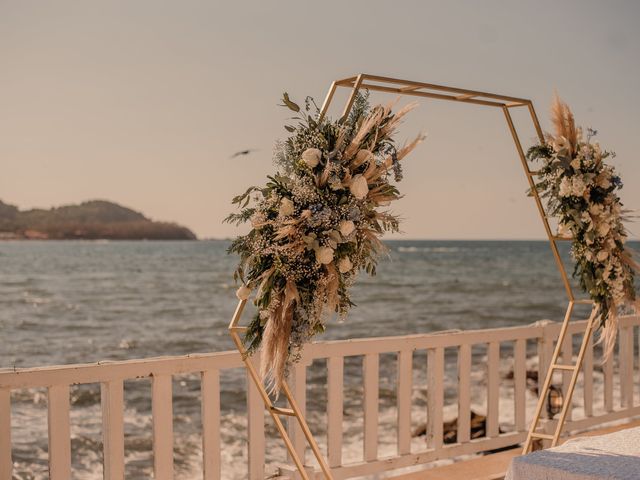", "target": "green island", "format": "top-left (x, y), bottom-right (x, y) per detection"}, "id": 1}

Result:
top-left (0, 199), bottom-right (196, 240)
